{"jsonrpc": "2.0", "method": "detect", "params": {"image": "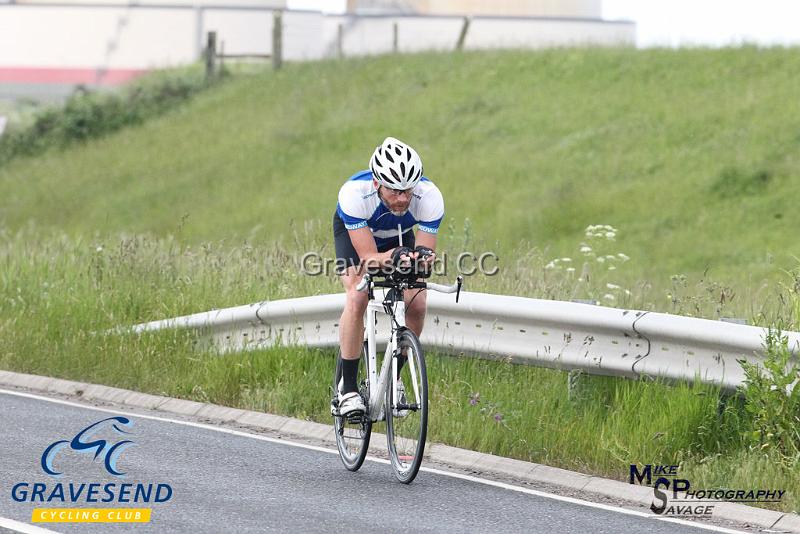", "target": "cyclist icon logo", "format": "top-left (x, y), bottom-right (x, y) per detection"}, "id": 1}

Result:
top-left (41, 416), bottom-right (135, 478)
